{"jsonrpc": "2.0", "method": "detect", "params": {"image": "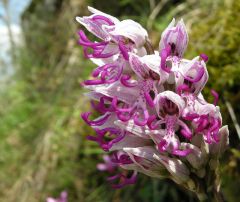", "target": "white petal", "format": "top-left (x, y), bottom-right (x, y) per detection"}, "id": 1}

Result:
top-left (108, 20), bottom-right (148, 47)
top-left (87, 6), bottom-right (120, 24)
top-left (159, 18), bottom-right (188, 57)
top-left (209, 125), bottom-right (229, 155)
top-left (180, 143), bottom-right (205, 169)
top-left (114, 120), bottom-right (151, 139)
top-left (129, 53), bottom-right (149, 79)
top-left (110, 135), bottom-right (151, 151)
top-left (178, 56), bottom-right (209, 95)
top-left (159, 18), bottom-right (176, 51)
top-left (123, 146), bottom-right (157, 159)
top-left (153, 154), bottom-right (190, 183)
top-left (84, 81), bottom-right (140, 105)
